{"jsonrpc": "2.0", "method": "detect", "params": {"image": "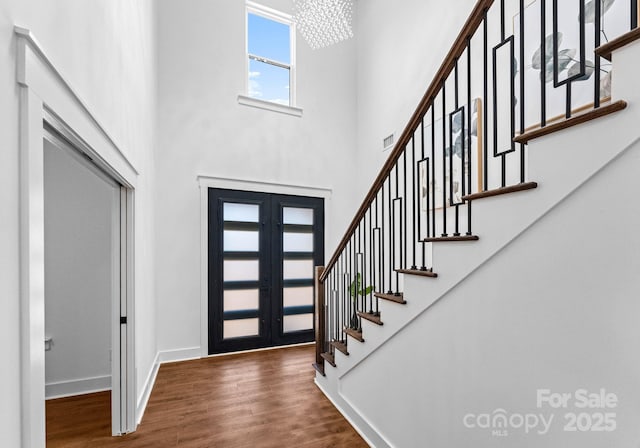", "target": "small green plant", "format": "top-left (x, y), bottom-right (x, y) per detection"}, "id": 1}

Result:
top-left (349, 273), bottom-right (373, 329)
top-left (349, 273), bottom-right (373, 301)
